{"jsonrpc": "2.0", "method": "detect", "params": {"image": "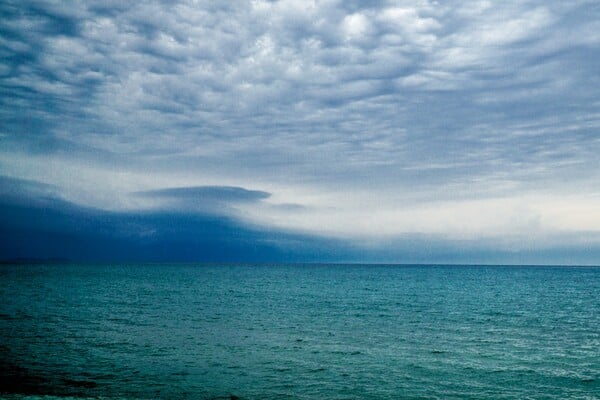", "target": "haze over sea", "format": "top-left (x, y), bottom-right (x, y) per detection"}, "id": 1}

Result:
top-left (1, 263), bottom-right (598, 400)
